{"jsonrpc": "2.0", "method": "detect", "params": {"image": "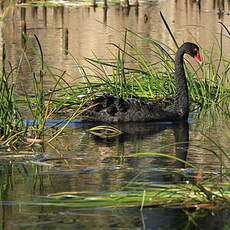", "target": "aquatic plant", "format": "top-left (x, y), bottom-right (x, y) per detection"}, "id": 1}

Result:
top-left (0, 45), bottom-right (24, 146)
top-left (21, 34), bottom-right (60, 139)
top-left (69, 29), bottom-right (229, 113)
top-left (19, 34), bottom-right (90, 142)
top-left (0, 33), bottom-right (85, 146)
top-left (57, 14), bottom-right (229, 115)
top-left (20, 132), bottom-right (228, 212)
top-left (32, 181), bottom-right (230, 209)
top-left (0, 11), bottom-right (229, 146)
top-left (27, 147), bottom-right (230, 210)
